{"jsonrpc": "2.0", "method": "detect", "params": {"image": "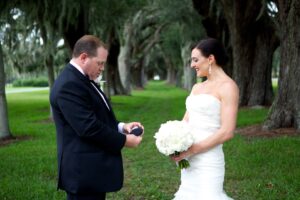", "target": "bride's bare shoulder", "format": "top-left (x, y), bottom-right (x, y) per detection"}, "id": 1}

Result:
top-left (219, 78), bottom-right (239, 98)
